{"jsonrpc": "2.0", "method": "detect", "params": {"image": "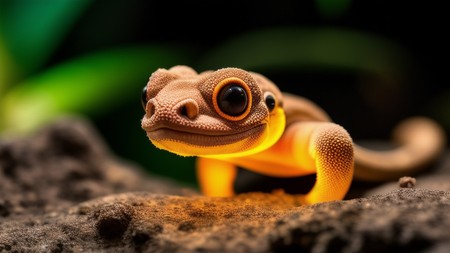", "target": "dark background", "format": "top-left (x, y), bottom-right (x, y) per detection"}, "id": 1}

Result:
top-left (38, 0), bottom-right (449, 187)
